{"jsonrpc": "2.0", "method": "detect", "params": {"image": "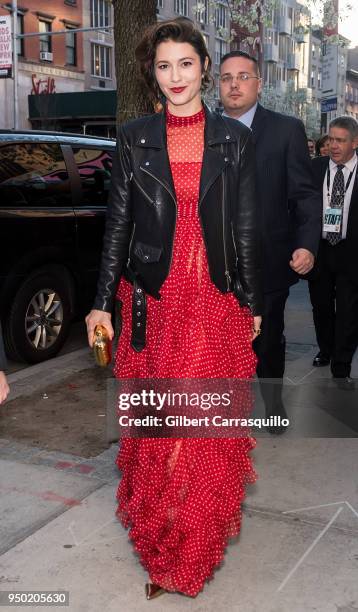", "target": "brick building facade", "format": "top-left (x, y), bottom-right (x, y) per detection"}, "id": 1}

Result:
top-left (0, 0), bottom-right (85, 129)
